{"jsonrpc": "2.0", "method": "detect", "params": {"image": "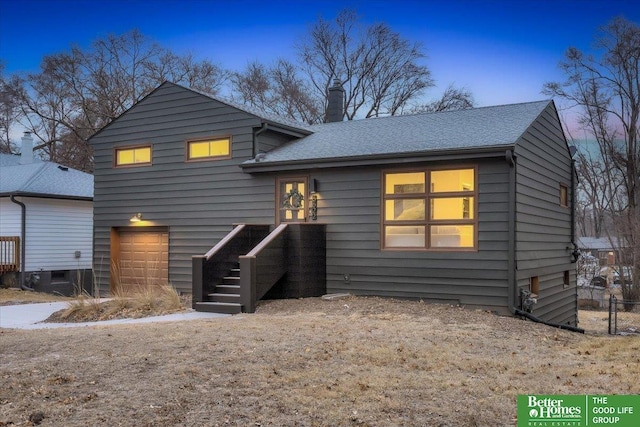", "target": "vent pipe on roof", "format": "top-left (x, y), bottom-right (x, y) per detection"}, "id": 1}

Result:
top-left (325, 79), bottom-right (345, 123)
top-left (20, 132), bottom-right (34, 165)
